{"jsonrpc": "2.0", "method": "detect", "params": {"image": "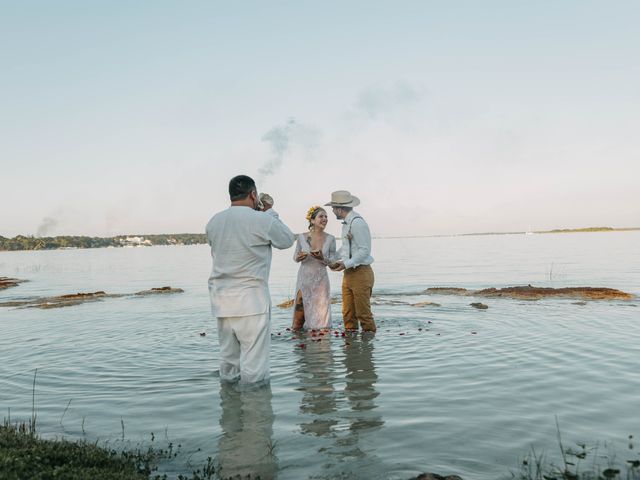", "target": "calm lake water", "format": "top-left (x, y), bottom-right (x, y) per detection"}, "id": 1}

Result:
top-left (1, 232), bottom-right (639, 479)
